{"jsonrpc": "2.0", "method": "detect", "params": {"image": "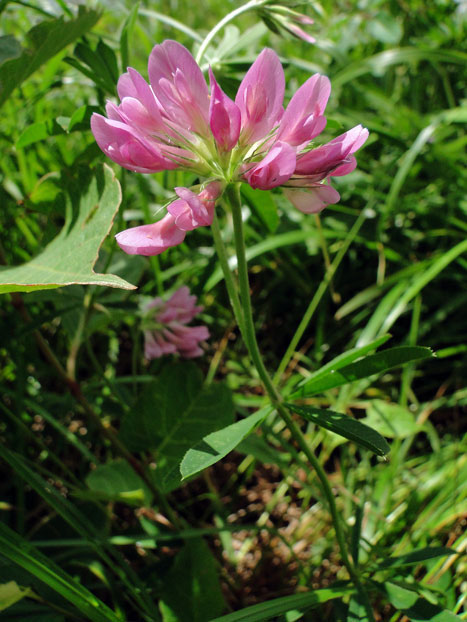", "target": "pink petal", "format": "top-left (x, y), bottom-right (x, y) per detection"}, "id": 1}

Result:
top-left (295, 124), bottom-right (369, 177)
top-left (209, 68), bottom-right (241, 151)
top-left (117, 68), bottom-right (161, 120)
top-left (115, 213), bottom-right (186, 256)
top-left (244, 141), bottom-right (296, 190)
top-left (91, 113), bottom-right (177, 173)
top-left (120, 97), bottom-right (162, 133)
top-left (167, 182), bottom-right (222, 230)
top-left (285, 23), bottom-right (316, 44)
top-left (331, 156), bottom-right (357, 177)
top-left (277, 74), bottom-right (330, 146)
top-left (235, 49), bottom-right (285, 144)
top-left (283, 184), bottom-right (340, 214)
top-left (148, 40), bottom-right (209, 134)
